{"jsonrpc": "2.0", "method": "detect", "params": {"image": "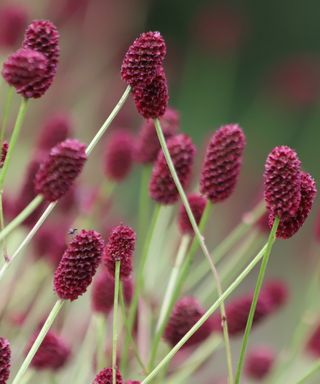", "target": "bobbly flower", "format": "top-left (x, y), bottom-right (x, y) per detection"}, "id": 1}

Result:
top-left (35, 139), bottom-right (87, 202)
top-left (103, 224), bottom-right (136, 280)
top-left (0, 142), bottom-right (8, 169)
top-left (93, 368), bottom-right (123, 384)
top-left (178, 193), bottom-right (207, 235)
top-left (164, 296), bottom-right (212, 348)
top-left (200, 124), bottom-right (246, 203)
top-left (54, 230), bottom-right (104, 301)
top-left (245, 347), bottom-right (275, 380)
top-left (0, 4), bottom-right (28, 49)
top-left (149, 134), bottom-right (196, 205)
top-left (306, 322), bottom-right (320, 358)
top-left (0, 337), bottom-right (10, 384)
